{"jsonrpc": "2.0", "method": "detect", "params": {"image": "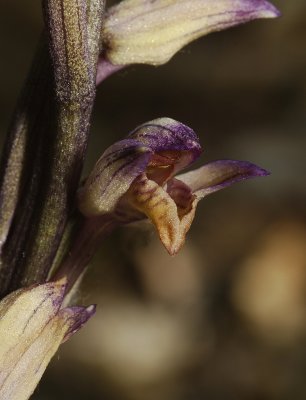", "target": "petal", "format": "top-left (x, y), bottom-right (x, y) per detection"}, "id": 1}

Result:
top-left (129, 118), bottom-right (202, 170)
top-left (0, 280), bottom-right (94, 400)
top-left (123, 174), bottom-right (196, 255)
top-left (78, 139), bottom-right (152, 217)
top-left (129, 118), bottom-right (200, 154)
top-left (177, 160), bottom-right (270, 199)
top-left (102, 0), bottom-right (280, 66)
